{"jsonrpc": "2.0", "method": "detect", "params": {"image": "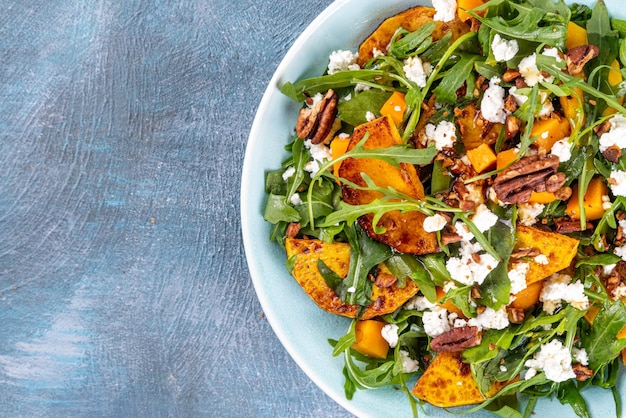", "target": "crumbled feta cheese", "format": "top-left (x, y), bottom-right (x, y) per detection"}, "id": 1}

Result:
top-left (403, 56), bottom-right (432, 87)
top-left (446, 244), bottom-right (499, 286)
top-left (372, 47), bottom-right (385, 58)
top-left (304, 139), bottom-right (332, 161)
top-left (472, 204), bottom-right (498, 232)
top-left (454, 220), bottom-right (475, 242)
top-left (282, 166), bottom-right (296, 181)
top-left (551, 137), bottom-right (572, 162)
top-left (399, 350), bottom-right (420, 373)
top-left (572, 347), bottom-right (589, 366)
top-left (603, 263), bottom-right (617, 276)
top-left (365, 111), bottom-right (376, 122)
top-left (537, 91), bottom-right (554, 118)
top-left (424, 120), bottom-right (457, 150)
top-left (525, 339), bottom-right (576, 382)
top-left (542, 47), bottom-right (563, 63)
top-left (307, 93), bottom-right (323, 108)
top-left (517, 203), bottom-right (545, 226)
top-left (328, 50), bottom-right (360, 74)
top-left (481, 77), bottom-right (508, 124)
top-left (465, 183), bottom-right (485, 205)
top-left (613, 283), bottom-right (626, 300)
top-left (422, 306), bottom-right (452, 337)
top-left (614, 243), bottom-right (626, 261)
top-left (599, 114), bottom-right (626, 152)
top-left (500, 365), bottom-right (508, 372)
top-left (508, 86), bottom-right (528, 107)
top-left (534, 254), bottom-right (549, 265)
top-left (519, 53), bottom-right (544, 86)
top-left (492, 34), bottom-right (519, 62)
top-left (540, 273), bottom-right (589, 314)
top-left (305, 160), bottom-right (321, 176)
top-left (432, 0), bottom-right (457, 22)
top-left (609, 170), bottom-right (626, 197)
top-left (405, 295), bottom-right (437, 311)
top-left (423, 213), bottom-right (448, 232)
top-left (290, 193), bottom-right (303, 206)
top-left (468, 306), bottom-right (510, 331)
top-left (347, 286), bottom-right (356, 293)
top-left (602, 195), bottom-right (612, 211)
top-left (354, 83), bottom-right (371, 92)
top-left (443, 280), bottom-right (457, 293)
top-left (381, 323), bottom-right (399, 348)
top-left (509, 262), bottom-right (530, 295)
